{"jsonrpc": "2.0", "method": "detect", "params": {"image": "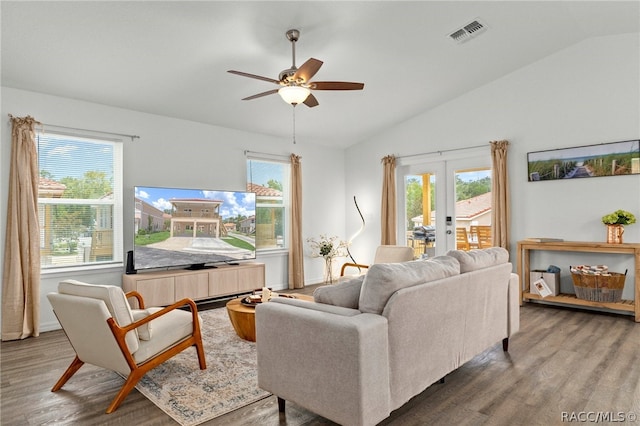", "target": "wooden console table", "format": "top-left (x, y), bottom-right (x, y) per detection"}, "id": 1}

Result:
top-left (517, 240), bottom-right (640, 322)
